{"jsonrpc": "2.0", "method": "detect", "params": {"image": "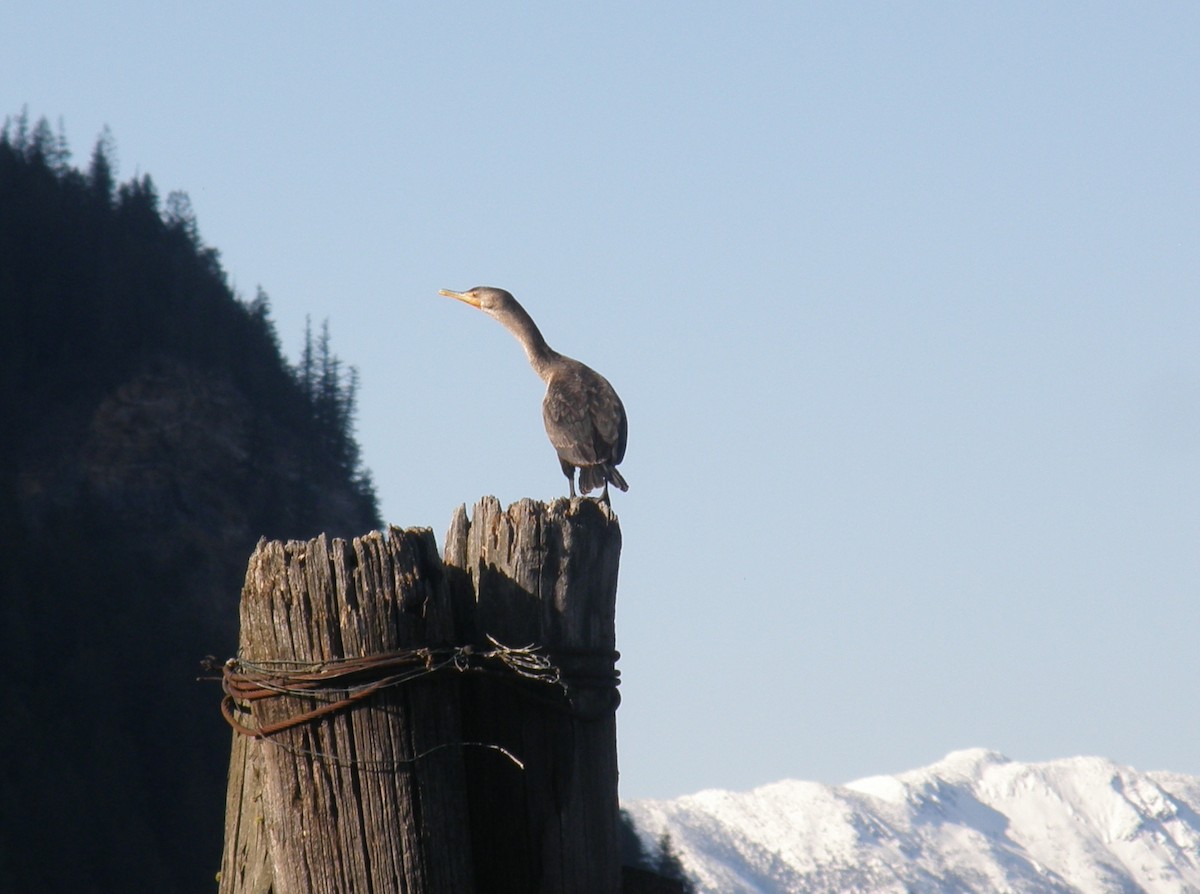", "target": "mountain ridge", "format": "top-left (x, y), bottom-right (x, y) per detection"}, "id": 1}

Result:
top-left (624, 749), bottom-right (1200, 894)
